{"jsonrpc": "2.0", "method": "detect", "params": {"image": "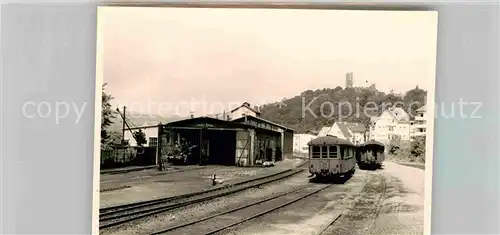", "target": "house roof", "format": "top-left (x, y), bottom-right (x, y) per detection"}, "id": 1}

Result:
top-left (335, 122), bottom-right (353, 138)
top-left (164, 116), bottom-right (245, 128)
top-left (317, 126), bottom-right (332, 136)
top-left (230, 102), bottom-right (261, 114)
top-left (163, 116), bottom-right (287, 134)
top-left (416, 104), bottom-right (427, 112)
top-left (388, 107), bottom-right (410, 122)
top-left (345, 122), bottom-right (366, 133)
top-left (309, 130), bottom-right (319, 135)
top-left (231, 115), bottom-right (294, 131)
top-left (307, 135), bottom-right (354, 146)
top-left (370, 107), bottom-right (410, 124)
